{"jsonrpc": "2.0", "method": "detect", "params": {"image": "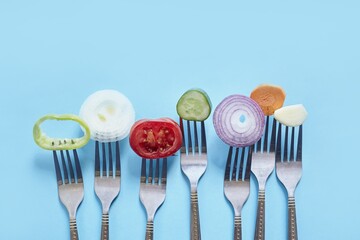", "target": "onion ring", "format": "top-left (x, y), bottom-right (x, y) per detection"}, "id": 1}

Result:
top-left (213, 94), bottom-right (265, 147)
top-left (79, 89), bottom-right (135, 142)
